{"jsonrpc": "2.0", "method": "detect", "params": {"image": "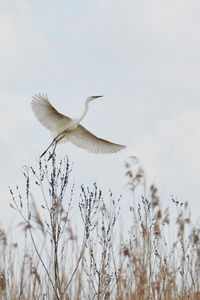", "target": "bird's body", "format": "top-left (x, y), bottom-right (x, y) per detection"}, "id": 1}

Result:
top-left (31, 94), bottom-right (125, 157)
